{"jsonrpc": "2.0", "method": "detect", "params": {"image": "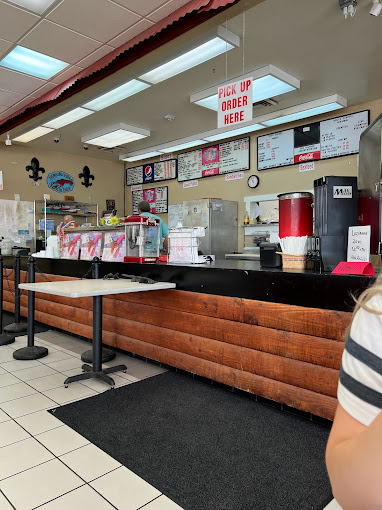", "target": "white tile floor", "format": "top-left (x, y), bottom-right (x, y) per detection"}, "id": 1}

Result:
top-left (0, 329), bottom-right (340, 510)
